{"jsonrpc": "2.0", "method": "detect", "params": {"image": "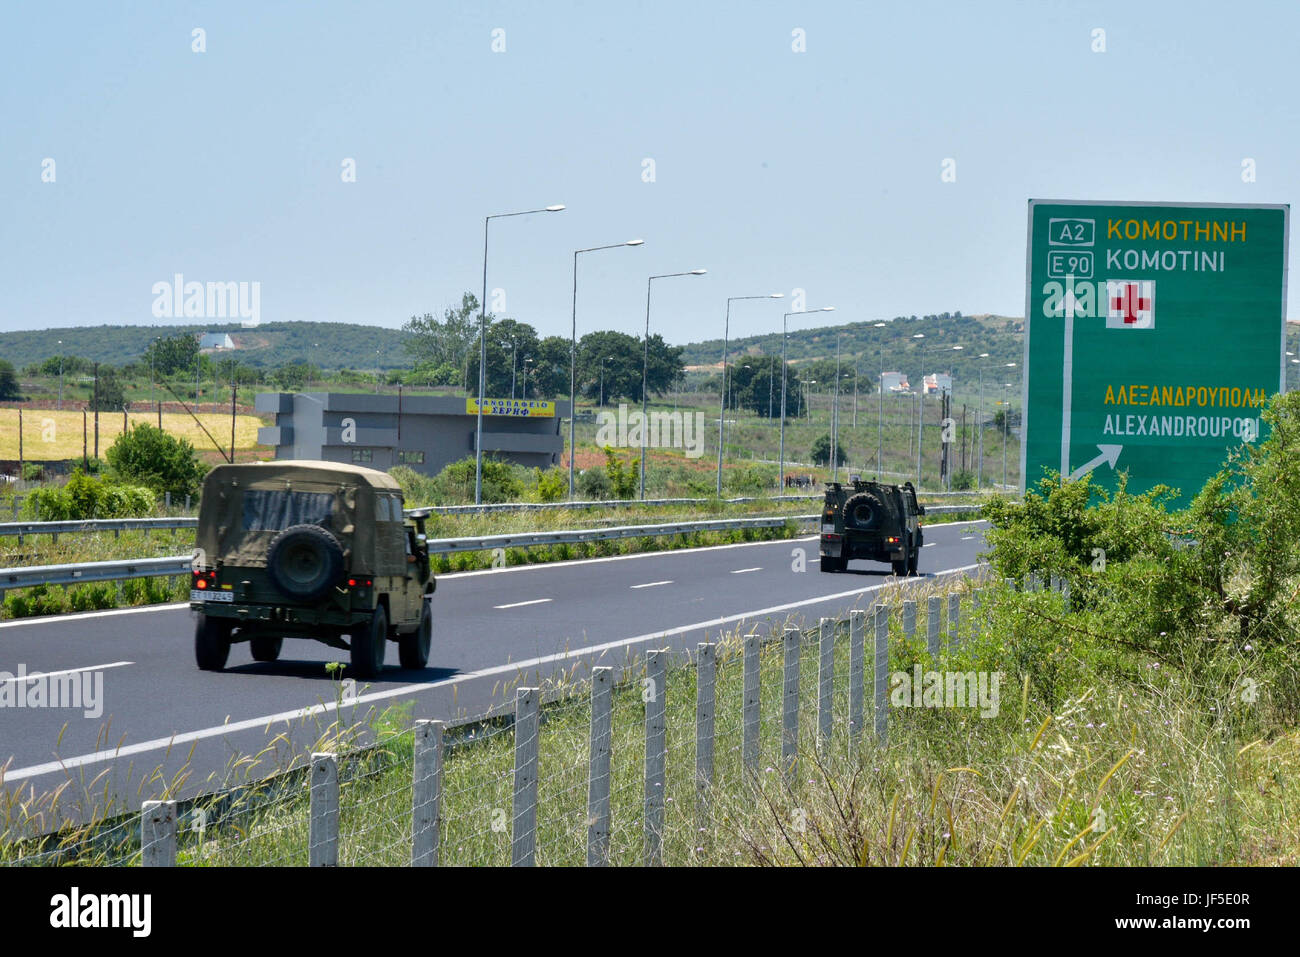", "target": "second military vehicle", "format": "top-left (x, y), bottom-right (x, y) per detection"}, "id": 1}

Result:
top-left (818, 477), bottom-right (924, 576)
top-left (190, 460), bottom-right (435, 679)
